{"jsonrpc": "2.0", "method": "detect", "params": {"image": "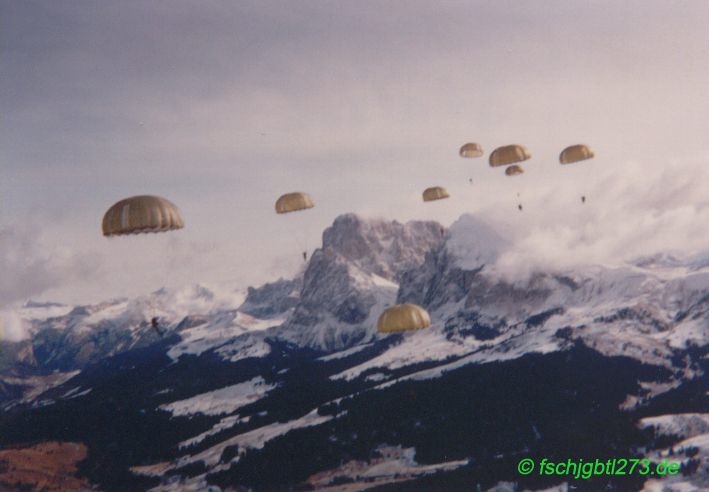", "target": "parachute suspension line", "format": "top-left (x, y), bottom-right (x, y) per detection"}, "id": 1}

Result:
top-left (559, 144), bottom-right (594, 207)
top-left (459, 142), bottom-right (484, 208)
top-left (298, 213), bottom-right (311, 264)
top-left (274, 192), bottom-right (315, 265)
